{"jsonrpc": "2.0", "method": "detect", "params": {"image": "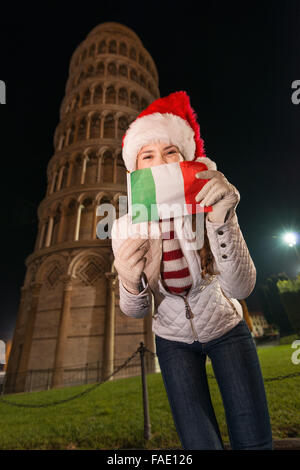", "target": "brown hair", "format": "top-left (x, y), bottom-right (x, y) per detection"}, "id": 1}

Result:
top-left (191, 213), bottom-right (220, 279)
